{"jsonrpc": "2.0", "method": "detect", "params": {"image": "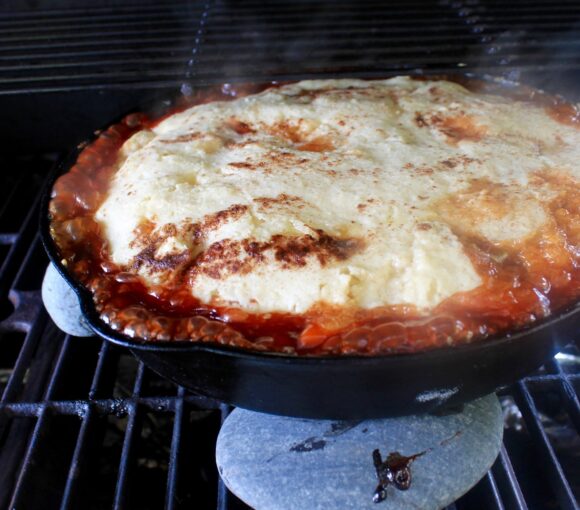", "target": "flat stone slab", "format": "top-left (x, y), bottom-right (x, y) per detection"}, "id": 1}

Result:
top-left (217, 394), bottom-right (503, 510)
top-left (42, 263), bottom-right (93, 337)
